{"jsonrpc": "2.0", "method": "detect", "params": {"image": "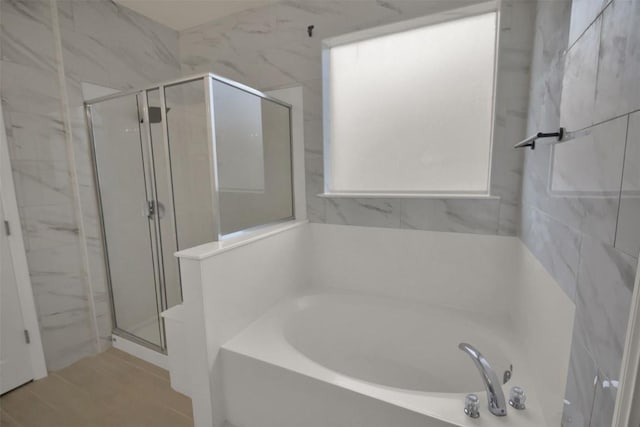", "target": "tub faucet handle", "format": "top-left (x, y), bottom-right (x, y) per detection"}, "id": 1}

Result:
top-left (509, 386), bottom-right (526, 410)
top-left (464, 393), bottom-right (480, 418)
